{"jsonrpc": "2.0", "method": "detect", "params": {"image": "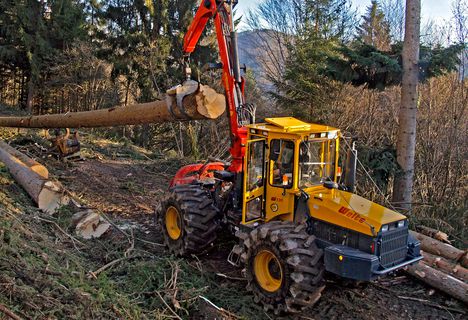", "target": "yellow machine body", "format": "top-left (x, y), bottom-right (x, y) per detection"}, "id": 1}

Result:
top-left (242, 117), bottom-right (405, 236)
